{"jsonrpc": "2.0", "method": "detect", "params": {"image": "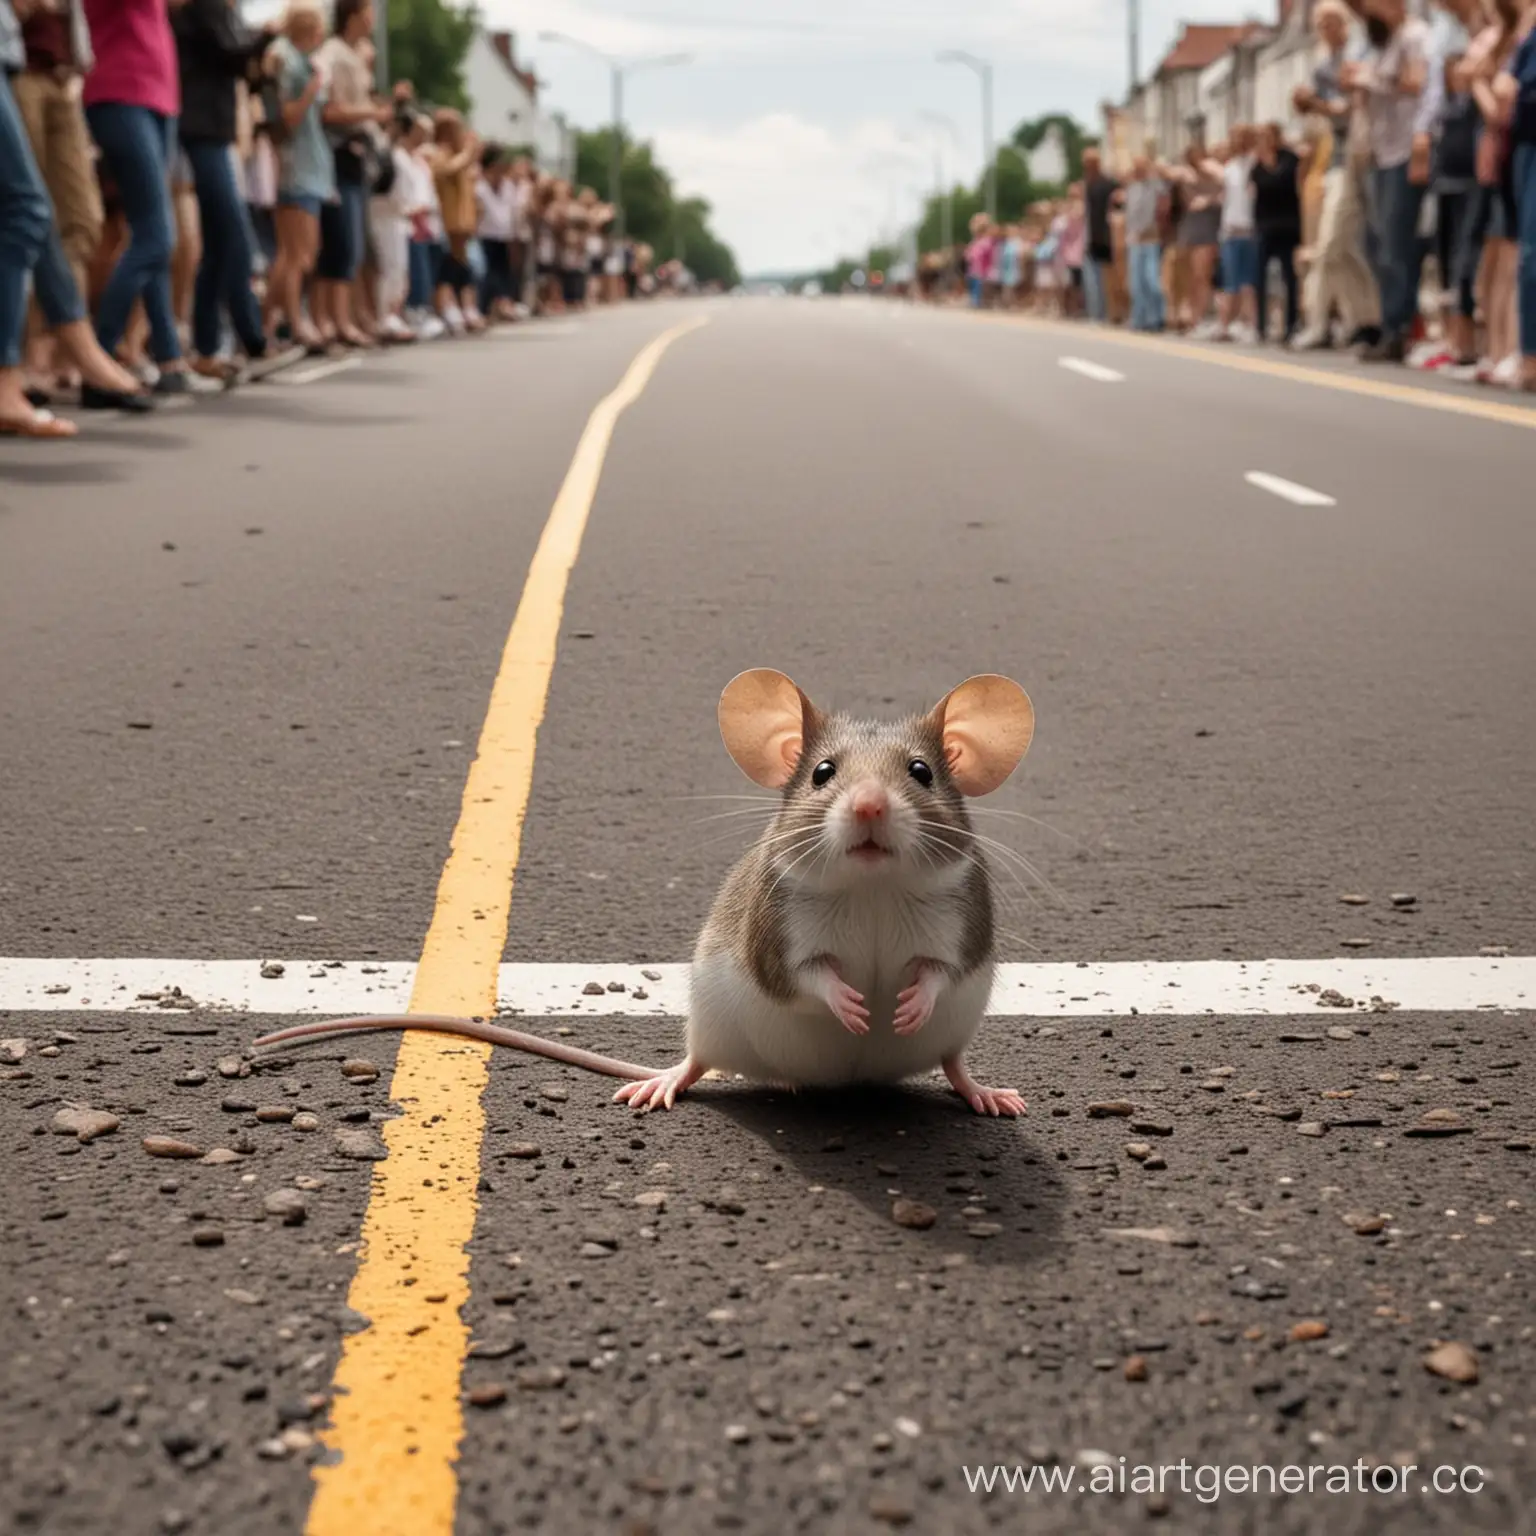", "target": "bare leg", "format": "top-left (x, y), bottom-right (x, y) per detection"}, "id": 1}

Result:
top-left (614, 1057), bottom-right (708, 1112)
top-left (942, 1054), bottom-right (1026, 1118)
